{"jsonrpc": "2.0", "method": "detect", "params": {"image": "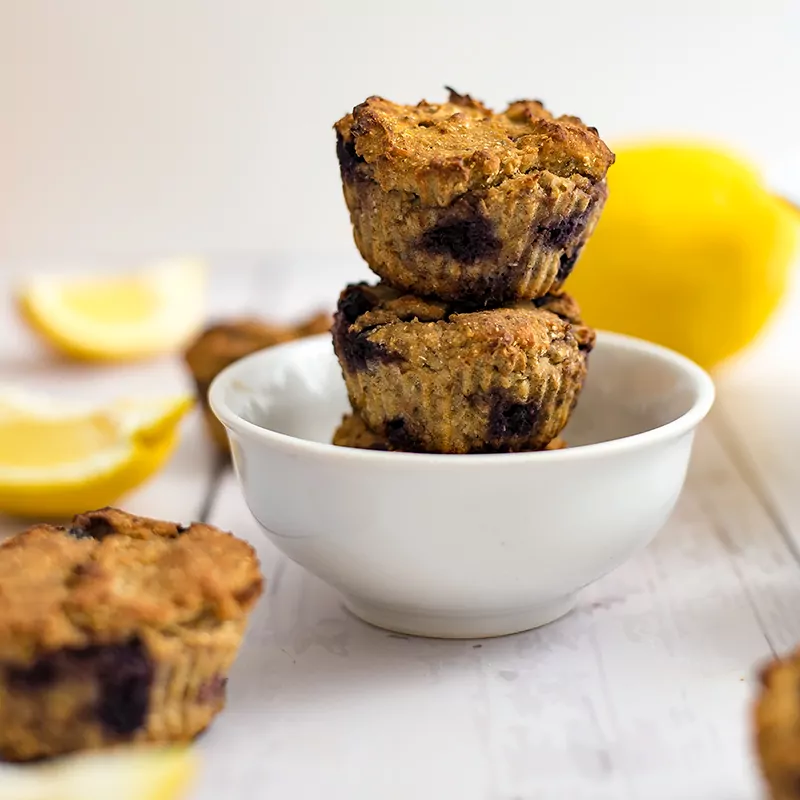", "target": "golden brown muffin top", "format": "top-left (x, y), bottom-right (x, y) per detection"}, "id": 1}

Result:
top-left (0, 508), bottom-right (263, 663)
top-left (342, 282), bottom-right (595, 363)
top-left (335, 89), bottom-right (615, 206)
top-left (185, 312), bottom-right (331, 385)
